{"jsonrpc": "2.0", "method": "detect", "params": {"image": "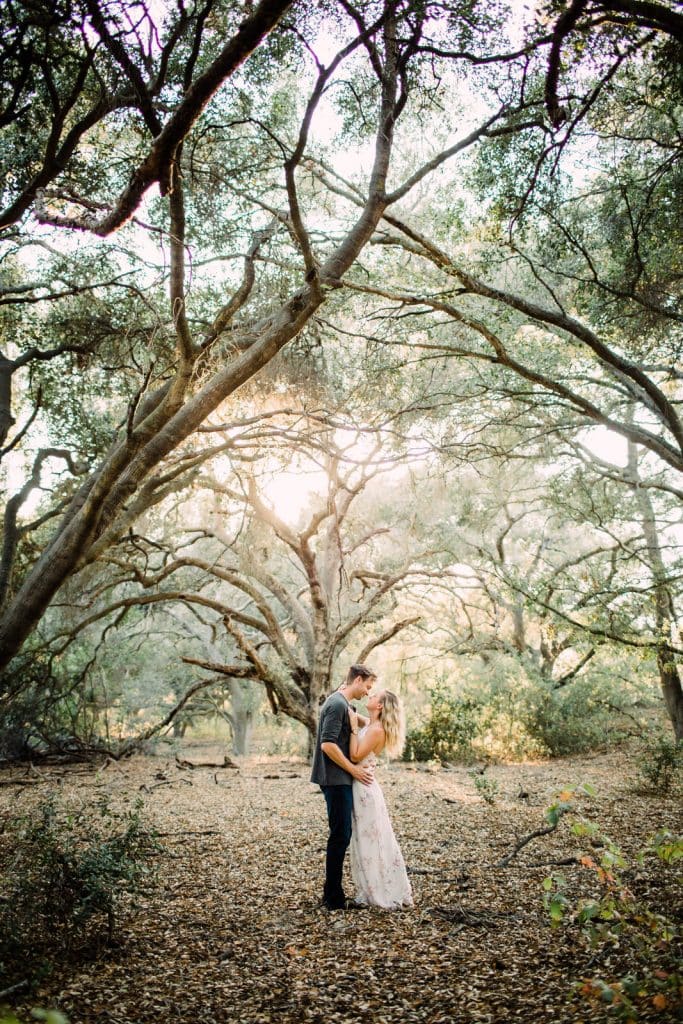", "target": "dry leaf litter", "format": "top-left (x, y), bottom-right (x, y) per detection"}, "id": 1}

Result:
top-left (1, 742), bottom-right (680, 1024)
